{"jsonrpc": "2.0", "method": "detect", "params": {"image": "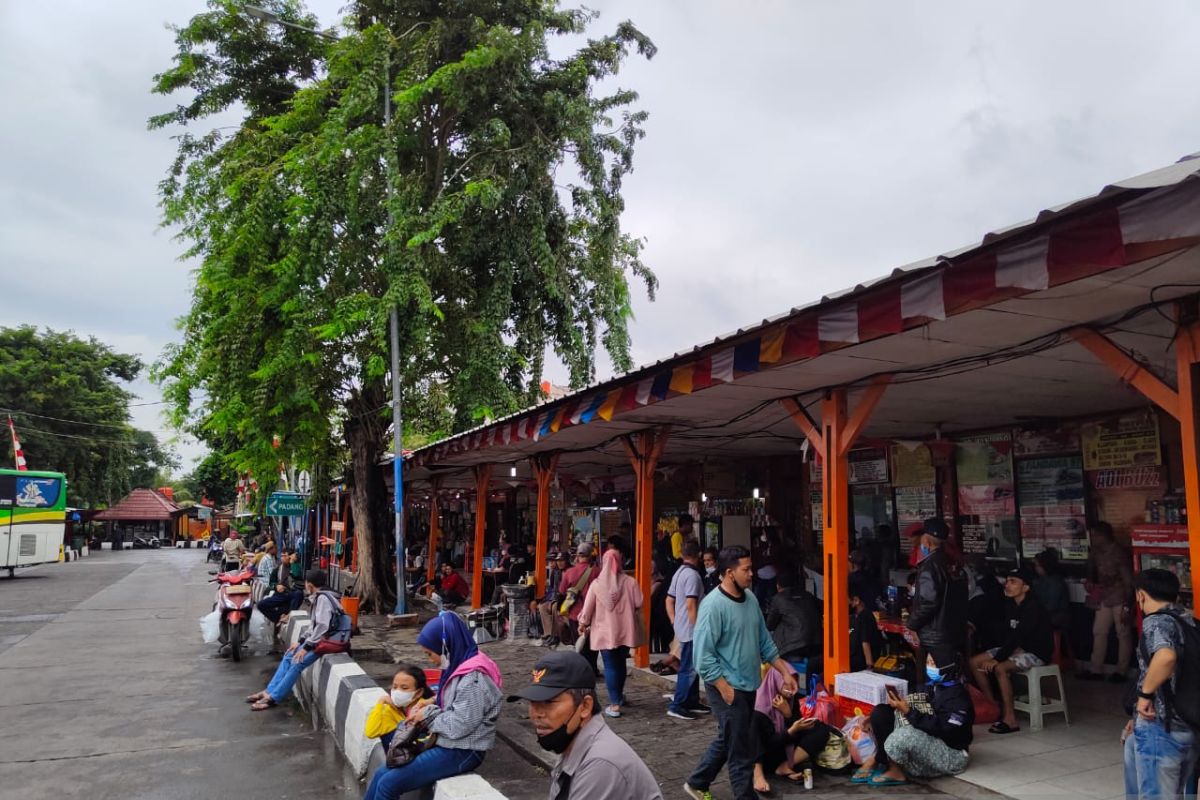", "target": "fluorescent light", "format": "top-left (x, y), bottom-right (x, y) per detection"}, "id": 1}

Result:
top-left (510, 466), bottom-right (517, 477)
top-left (701, 492), bottom-right (707, 502)
top-left (752, 488), bottom-right (760, 499)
